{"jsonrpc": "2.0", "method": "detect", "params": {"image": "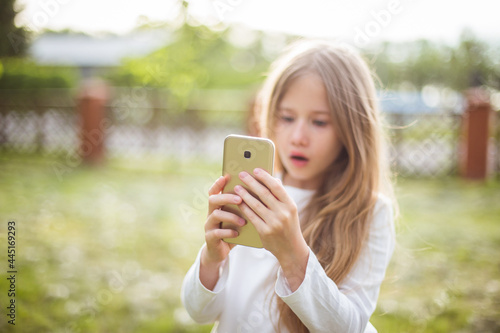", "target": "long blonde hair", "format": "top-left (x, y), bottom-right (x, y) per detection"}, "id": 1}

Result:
top-left (256, 39), bottom-right (394, 332)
